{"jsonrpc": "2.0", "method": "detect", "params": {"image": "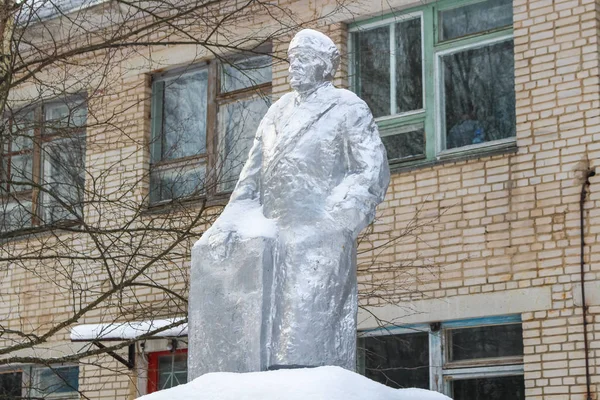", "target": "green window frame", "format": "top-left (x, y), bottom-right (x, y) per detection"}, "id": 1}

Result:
top-left (349, 0), bottom-right (516, 170)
